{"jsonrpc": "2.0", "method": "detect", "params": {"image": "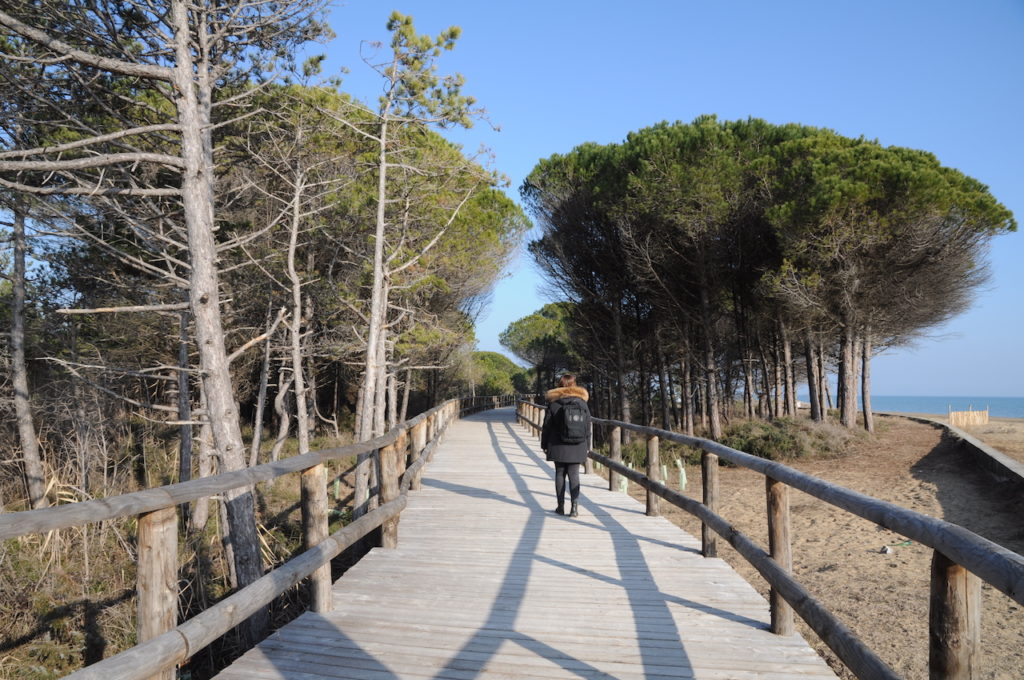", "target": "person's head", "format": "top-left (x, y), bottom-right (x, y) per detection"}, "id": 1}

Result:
top-left (557, 374), bottom-right (577, 388)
